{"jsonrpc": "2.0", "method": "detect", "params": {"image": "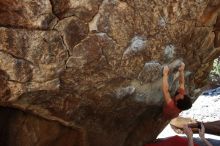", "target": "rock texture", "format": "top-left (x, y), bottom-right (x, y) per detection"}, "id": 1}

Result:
top-left (0, 0), bottom-right (220, 146)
